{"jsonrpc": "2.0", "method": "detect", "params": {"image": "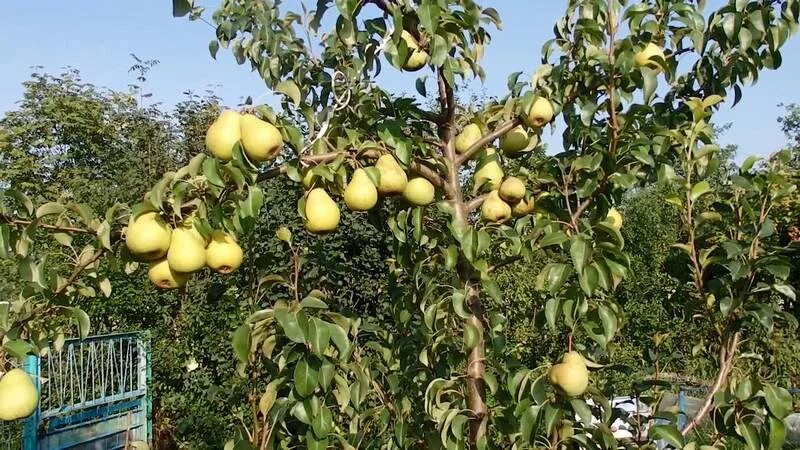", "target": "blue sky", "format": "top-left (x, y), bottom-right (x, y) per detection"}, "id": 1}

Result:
top-left (1, 0), bottom-right (798, 161)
